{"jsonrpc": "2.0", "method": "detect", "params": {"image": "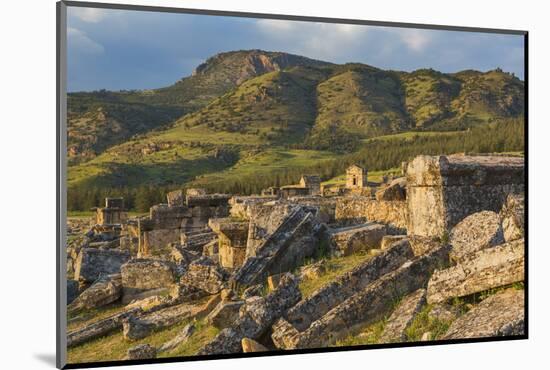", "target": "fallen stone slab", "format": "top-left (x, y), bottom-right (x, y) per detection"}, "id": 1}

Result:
top-left (500, 193), bottom-right (525, 242)
top-left (123, 302), bottom-right (203, 340)
top-left (408, 236), bottom-right (444, 257)
top-left (158, 323), bottom-right (195, 353)
top-left (427, 239), bottom-right (524, 304)
top-left (380, 235), bottom-right (408, 250)
top-left (180, 231), bottom-right (217, 253)
top-left (286, 239), bottom-right (415, 331)
top-left (241, 284), bottom-right (263, 299)
top-left (299, 260), bottom-right (326, 281)
top-left (198, 273), bottom-right (301, 355)
top-left (207, 300), bottom-right (244, 329)
top-left (69, 274), bottom-right (122, 311)
top-left (125, 344), bottom-right (157, 360)
top-left (241, 338), bottom-right (268, 353)
top-left (74, 248), bottom-right (130, 283)
top-left (231, 207), bottom-right (322, 287)
top-left (380, 289), bottom-right (426, 343)
top-left (180, 256), bottom-right (228, 294)
top-left (443, 288), bottom-right (525, 339)
top-left (278, 245), bottom-right (449, 349)
top-left (449, 211), bottom-right (504, 263)
top-left (67, 308), bottom-right (141, 348)
top-left (121, 259), bottom-right (176, 304)
top-left (329, 223), bottom-right (386, 256)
